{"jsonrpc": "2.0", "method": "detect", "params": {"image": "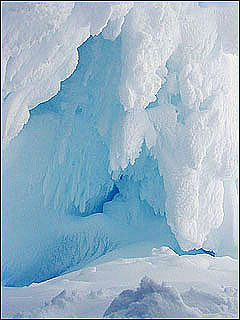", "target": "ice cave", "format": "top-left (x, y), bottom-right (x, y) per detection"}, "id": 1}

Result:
top-left (1, 1), bottom-right (239, 318)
